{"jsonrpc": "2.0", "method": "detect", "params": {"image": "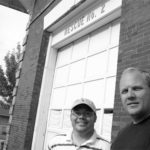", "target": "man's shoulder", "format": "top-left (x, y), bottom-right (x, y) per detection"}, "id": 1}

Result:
top-left (94, 133), bottom-right (111, 149)
top-left (95, 136), bottom-right (111, 150)
top-left (47, 134), bottom-right (69, 149)
top-left (96, 136), bottom-right (110, 143)
top-left (95, 132), bottom-right (110, 144)
top-left (115, 122), bottom-right (133, 132)
top-left (49, 134), bottom-right (68, 143)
